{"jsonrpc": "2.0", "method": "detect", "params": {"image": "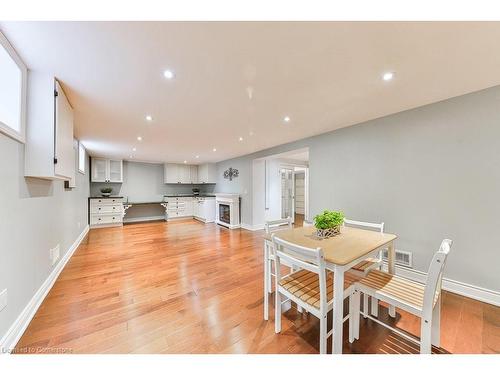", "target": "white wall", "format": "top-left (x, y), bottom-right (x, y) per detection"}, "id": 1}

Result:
top-left (217, 85), bottom-right (500, 293)
top-left (0, 132), bottom-right (89, 345)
